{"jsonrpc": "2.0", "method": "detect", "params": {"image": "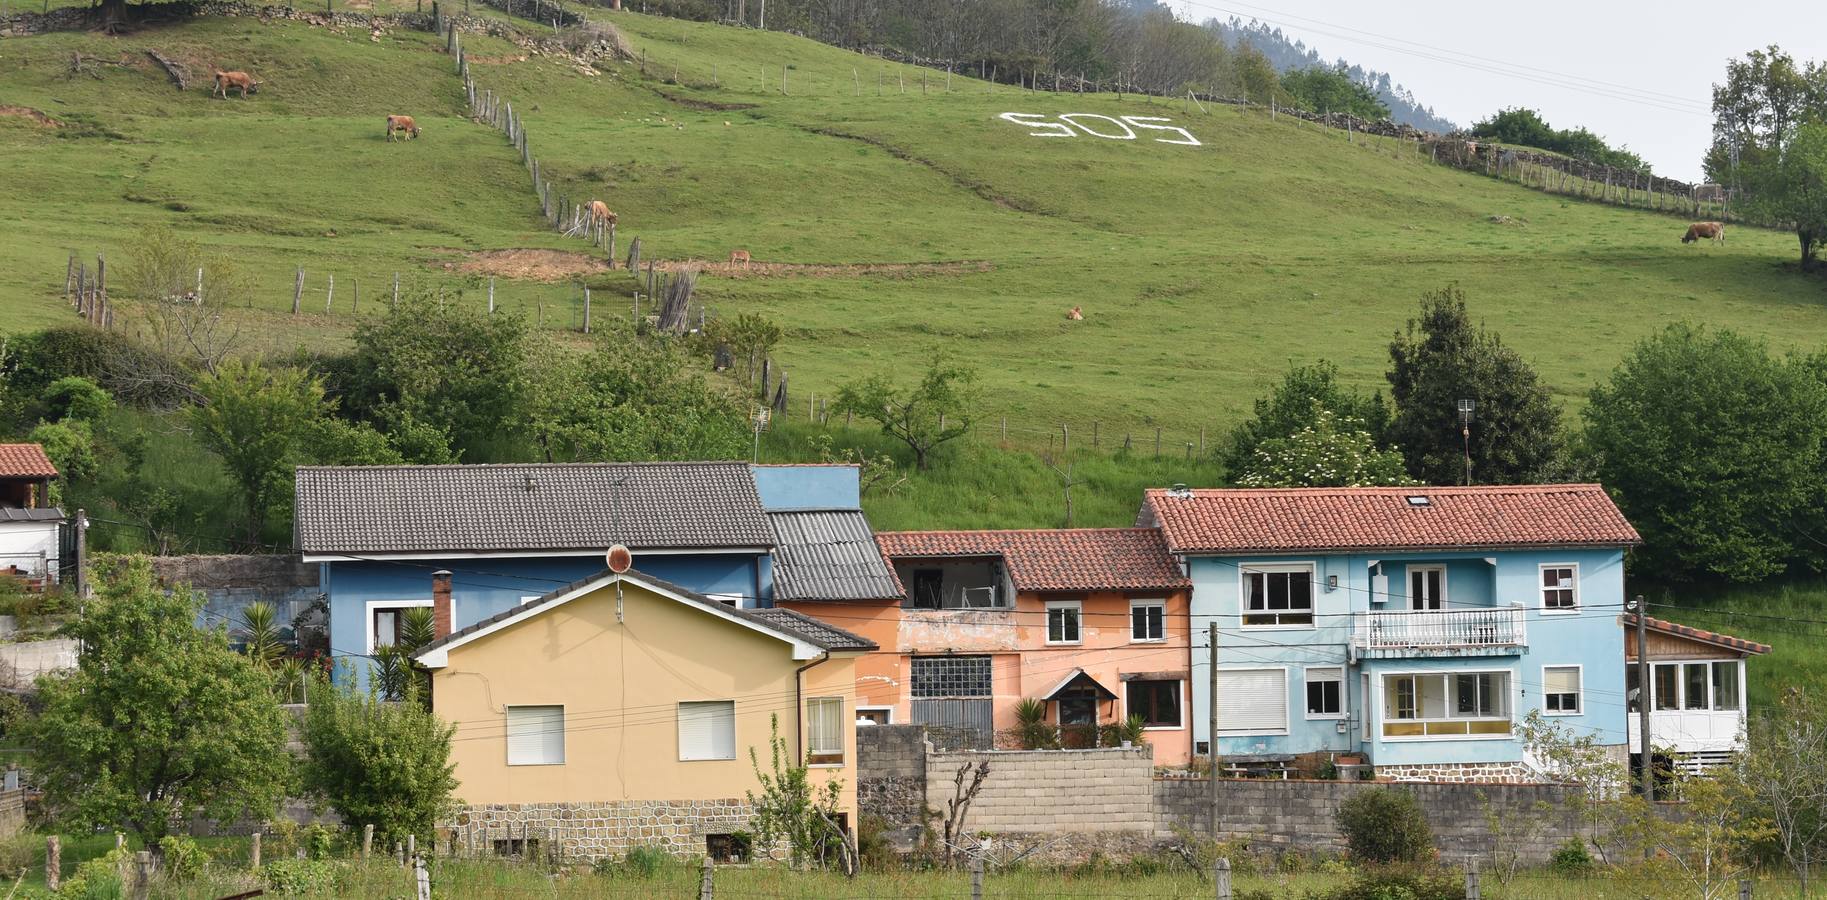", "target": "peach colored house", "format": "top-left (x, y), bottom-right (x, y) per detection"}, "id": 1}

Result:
top-left (782, 528), bottom-right (1195, 767)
